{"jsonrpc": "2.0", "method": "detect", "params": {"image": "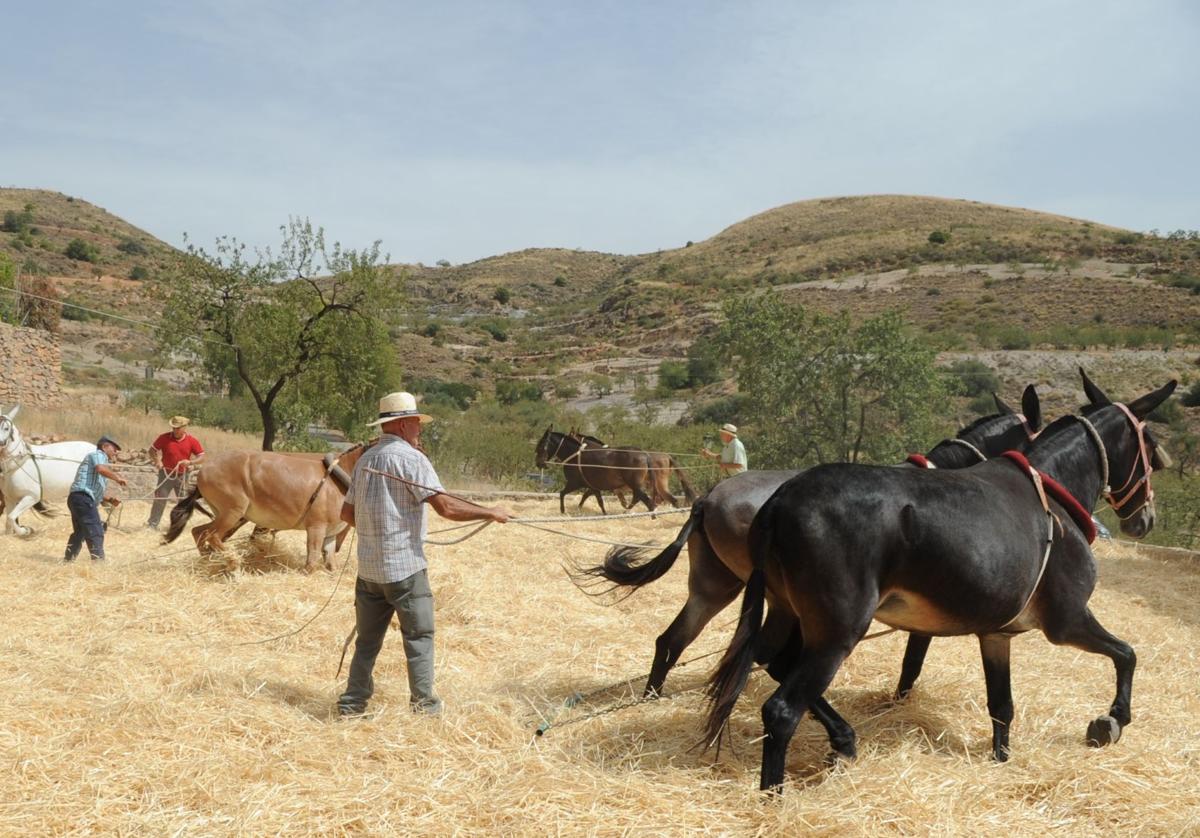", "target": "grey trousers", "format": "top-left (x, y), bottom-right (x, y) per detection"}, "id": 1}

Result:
top-left (339, 571), bottom-right (440, 714)
top-left (147, 470), bottom-right (185, 528)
